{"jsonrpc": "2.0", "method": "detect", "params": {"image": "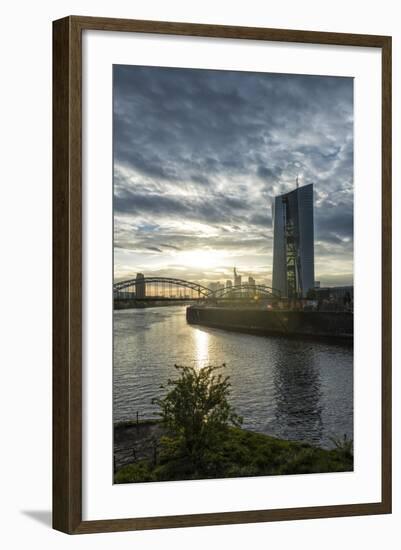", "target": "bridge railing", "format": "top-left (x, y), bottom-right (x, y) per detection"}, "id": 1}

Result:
top-left (113, 277), bottom-right (281, 301)
top-left (113, 276), bottom-right (211, 301)
top-left (207, 284), bottom-right (281, 300)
